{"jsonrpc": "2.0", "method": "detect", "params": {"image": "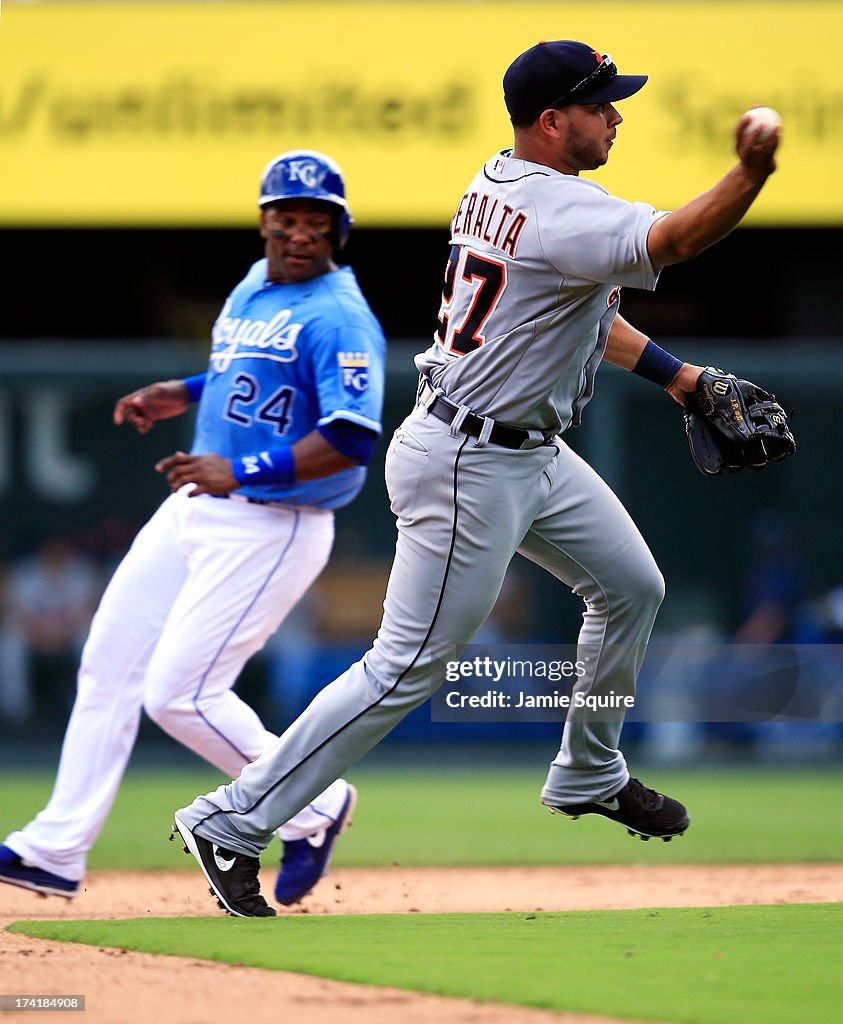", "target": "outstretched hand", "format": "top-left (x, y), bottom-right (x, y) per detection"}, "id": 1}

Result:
top-left (156, 452), bottom-right (239, 496)
top-left (114, 380), bottom-right (191, 434)
top-left (735, 110), bottom-right (779, 178)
